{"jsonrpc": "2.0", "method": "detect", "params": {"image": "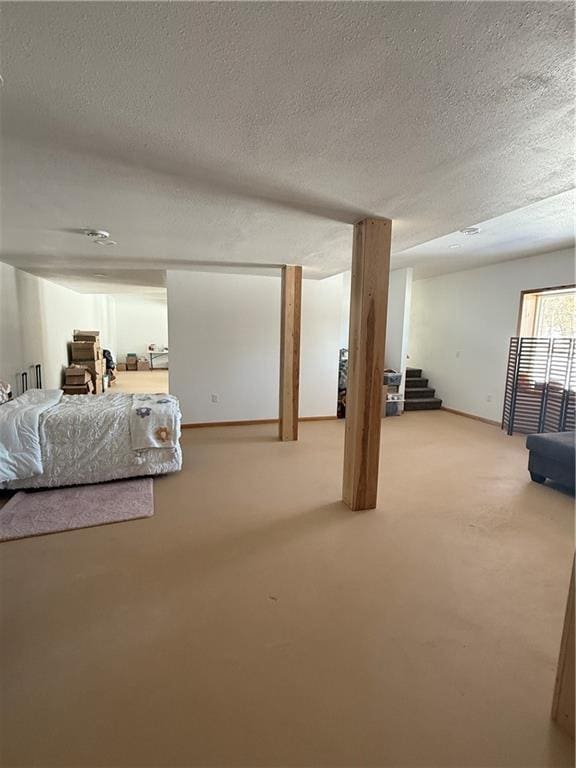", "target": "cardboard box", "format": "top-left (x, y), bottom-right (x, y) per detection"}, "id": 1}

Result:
top-left (65, 364), bottom-right (90, 376)
top-left (76, 359), bottom-right (103, 376)
top-left (70, 341), bottom-right (101, 361)
top-left (116, 362), bottom-right (127, 371)
top-left (66, 371), bottom-right (92, 385)
top-left (73, 330), bottom-right (100, 342)
top-left (63, 381), bottom-right (94, 395)
top-left (126, 354), bottom-right (138, 371)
